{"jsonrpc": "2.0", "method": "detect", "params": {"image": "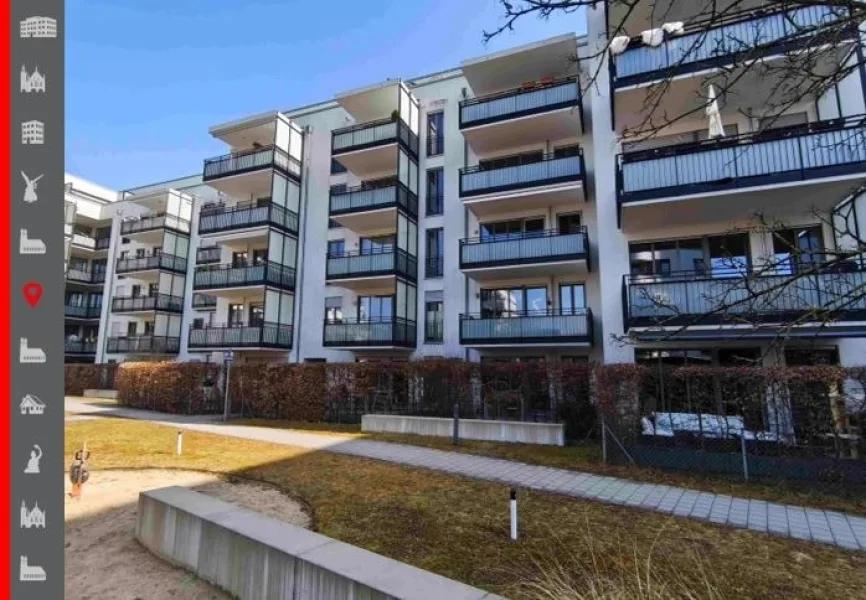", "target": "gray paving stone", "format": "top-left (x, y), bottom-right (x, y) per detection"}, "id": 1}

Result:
top-left (640, 486), bottom-right (670, 510)
top-left (709, 495), bottom-right (733, 524)
top-left (846, 516), bottom-right (866, 550)
top-left (672, 491), bottom-right (700, 517)
top-left (656, 488), bottom-right (685, 514)
top-left (624, 485), bottom-right (654, 507)
top-left (688, 492), bottom-right (716, 520)
top-left (726, 498), bottom-right (750, 528)
top-left (597, 481), bottom-right (630, 502)
top-left (805, 509), bottom-right (835, 544)
top-left (746, 501), bottom-right (768, 533)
